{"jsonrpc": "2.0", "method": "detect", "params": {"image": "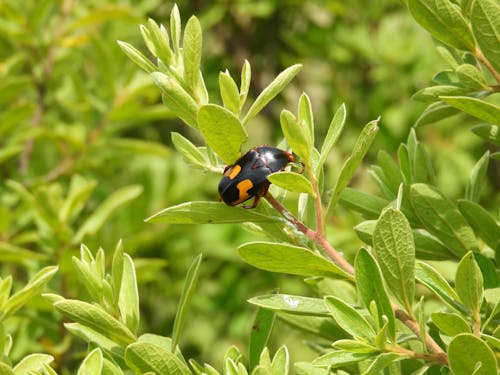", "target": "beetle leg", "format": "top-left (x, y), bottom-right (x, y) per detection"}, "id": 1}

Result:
top-left (243, 195), bottom-right (261, 209)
